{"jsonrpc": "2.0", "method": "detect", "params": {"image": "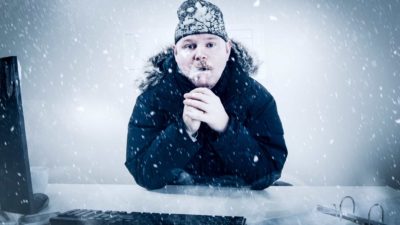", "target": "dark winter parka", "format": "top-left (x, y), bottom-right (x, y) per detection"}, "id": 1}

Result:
top-left (125, 41), bottom-right (287, 190)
